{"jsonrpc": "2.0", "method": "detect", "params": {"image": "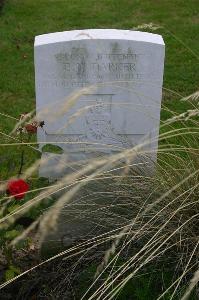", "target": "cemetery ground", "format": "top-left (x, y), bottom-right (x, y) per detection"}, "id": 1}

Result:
top-left (0, 0), bottom-right (198, 299)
